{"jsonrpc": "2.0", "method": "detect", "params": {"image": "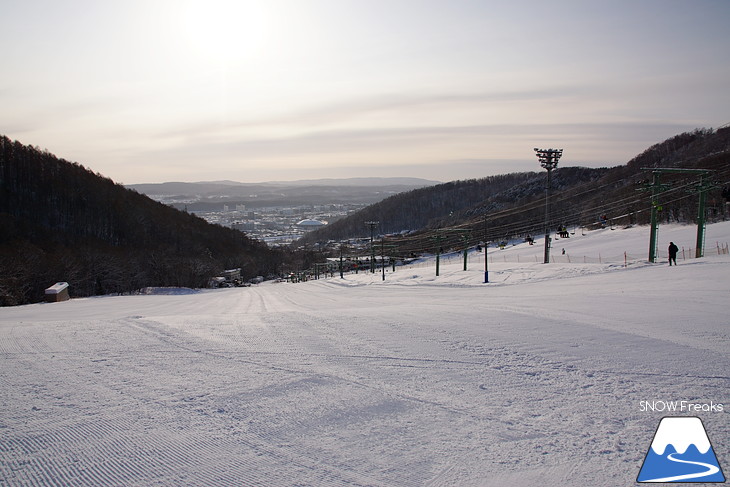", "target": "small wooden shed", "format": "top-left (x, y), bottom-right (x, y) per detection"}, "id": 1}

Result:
top-left (45, 282), bottom-right (70, 303)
